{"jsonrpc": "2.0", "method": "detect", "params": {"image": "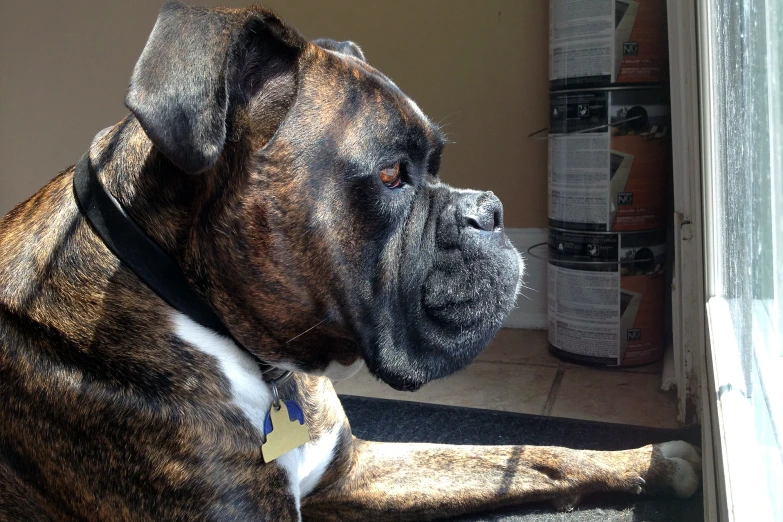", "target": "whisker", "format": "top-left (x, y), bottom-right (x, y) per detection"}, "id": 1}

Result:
top-left (285, 317), bottom-right (327, 344)
top-left (436, 111), bottom-right (461, 128)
